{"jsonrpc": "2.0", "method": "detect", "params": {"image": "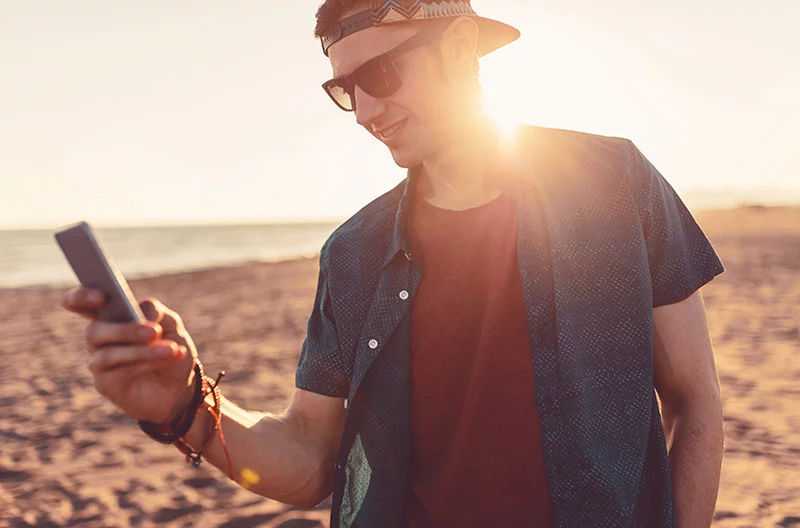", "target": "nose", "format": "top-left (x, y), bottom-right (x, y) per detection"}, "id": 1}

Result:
top-left (354, 86), bottom-right (387, 129)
